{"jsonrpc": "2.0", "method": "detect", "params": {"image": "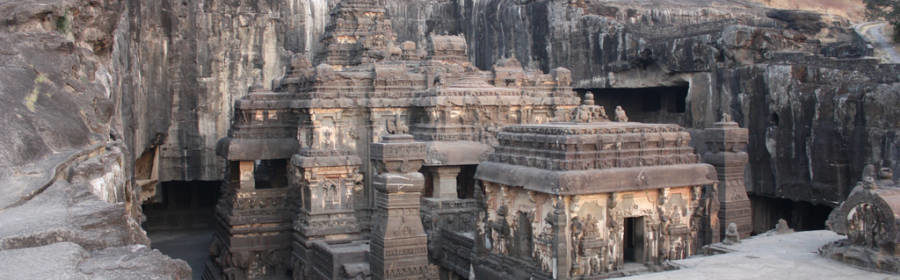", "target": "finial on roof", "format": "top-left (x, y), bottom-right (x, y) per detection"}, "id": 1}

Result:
top-left (583, 93), bottom-right (595, 106)
top-left (572, 93), bottom-right (608, 123)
